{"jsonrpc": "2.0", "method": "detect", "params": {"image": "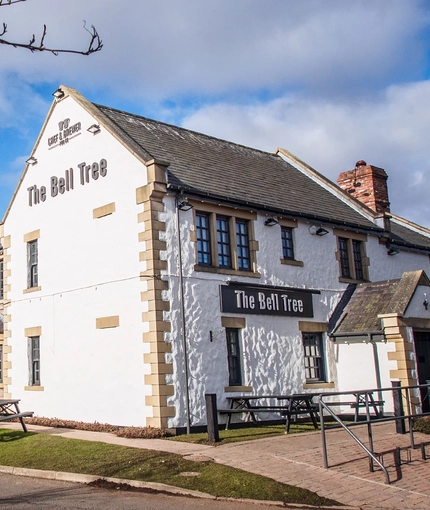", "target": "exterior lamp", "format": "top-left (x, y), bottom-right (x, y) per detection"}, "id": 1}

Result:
top-left (26, 156), bottom-right (38, 165)
top-left (264, 218), bottom-right (279, 227)
top-left (87, 124), bottom-right (101, 135)
top-left (177, 199), bottom-right (193, 211)
top-left (309, 225), bottom-right (329, 236)
top-left (387, 247), bottom-right (400, 256)
top-left (424, 294), bottom-right (428, 310)
top-left (52, 89), bottom-right (65, 99)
